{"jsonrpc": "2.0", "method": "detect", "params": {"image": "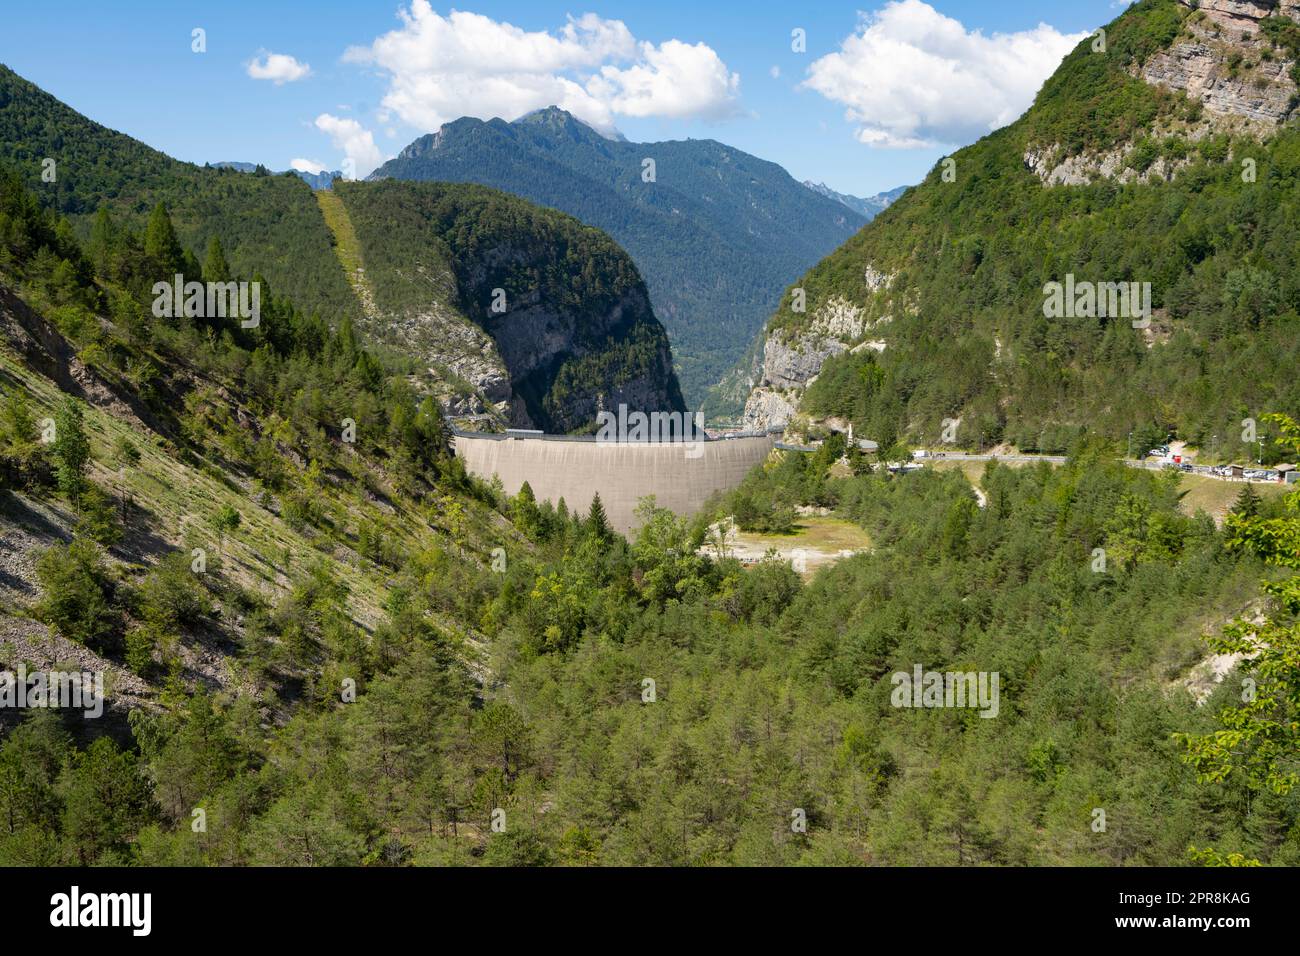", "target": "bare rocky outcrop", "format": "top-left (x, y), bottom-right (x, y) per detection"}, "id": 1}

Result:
top-left (742, 387), bottom-right (799, 432)
top-left (416, 307), bottom-right (513, 418)
top-left (743, 332), bottom-right (846, 431)
top-left (451, 239), bottom-right (682, 432)
top-left (335, 180), bottom-right (685, 434)
top-left (423, 285), bottom-right (681, 432)
top-left (0, 285), bottom-right (154, 433)
top-left (1026, 0), bottom-right (1300, 186)
top-left (743, 290), bottom-right (890, 430)
top-left (0, 493), bottom-right (152, 729)
top-left (1023, 137), bottom-right (1204, 186)
top-left (1141, 0), bottom-right (1300, 126)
